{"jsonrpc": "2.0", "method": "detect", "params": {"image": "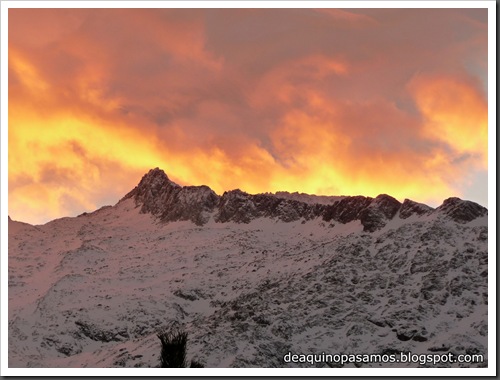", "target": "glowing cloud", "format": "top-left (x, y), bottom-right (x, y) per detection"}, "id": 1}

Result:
top-left (409, 74), bottom-right (488, 167)
top-left (8, 8), bottom-right (488, 224)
